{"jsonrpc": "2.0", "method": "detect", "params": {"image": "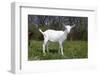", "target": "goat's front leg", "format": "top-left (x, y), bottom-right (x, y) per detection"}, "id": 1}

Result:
top-left (58, 45), bottom-right (61, 54)
top-left (59, 42), bottom-right (64, 56)
top-left (46, 42), bottom-right (49, 53)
